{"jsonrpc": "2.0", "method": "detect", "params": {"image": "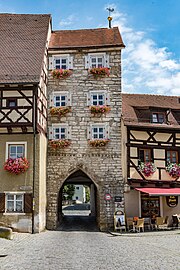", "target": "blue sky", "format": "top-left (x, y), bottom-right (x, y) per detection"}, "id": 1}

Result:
top-left (0, 0), bottom-right (180, 95)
